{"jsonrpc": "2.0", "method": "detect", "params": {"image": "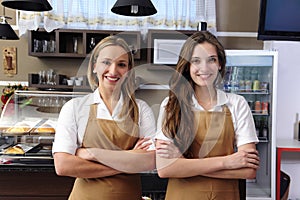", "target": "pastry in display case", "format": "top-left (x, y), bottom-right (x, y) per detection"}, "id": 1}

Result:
top-left (0, 90), bottom-right (89, 165)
